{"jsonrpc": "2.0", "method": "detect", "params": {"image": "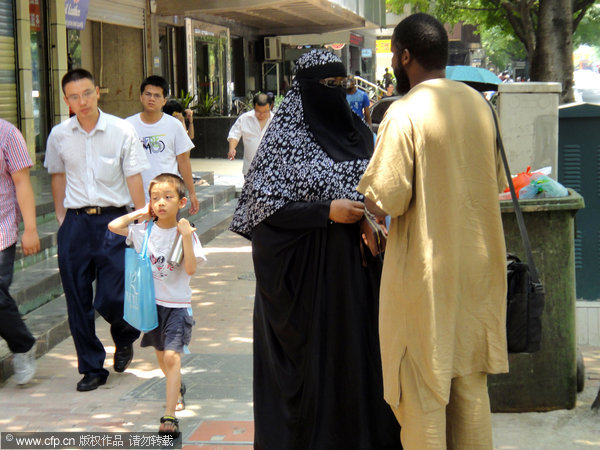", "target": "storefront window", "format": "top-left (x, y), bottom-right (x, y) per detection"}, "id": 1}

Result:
top-left (195, 33), bottom-right (227, 113)
top-left (185, 19), bottom-right (229, 115)
top-left (159, 25), bottom-right (176, 95)
top-left (67, 29), bottom-right (81, 69)
top-left (0, 0), bottom-right (18, 125)
top-left (29, 0), bottom-right (49, 152)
